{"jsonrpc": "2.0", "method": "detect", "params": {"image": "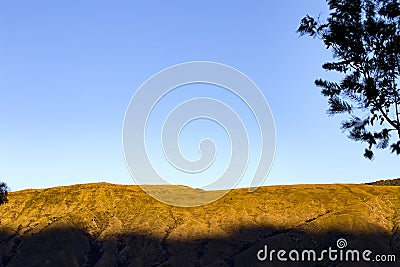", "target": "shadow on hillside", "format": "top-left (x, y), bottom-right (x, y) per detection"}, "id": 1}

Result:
top-left (0, 225), bottom-right (399, 267)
